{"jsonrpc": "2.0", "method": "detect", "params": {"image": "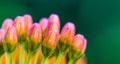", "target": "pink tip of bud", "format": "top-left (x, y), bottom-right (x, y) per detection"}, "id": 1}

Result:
top-left (13, 16), bottom-right (25, 36)
top-left (2, 18), bottom-right (13, 32)
top-left (60, 22), bottom-right (75, 45)
top-left (0, 29), bottom-right (5, 45)
top-left (48, 14), bottom-right (60, 29)
top-left (28, 23), bottom-right (42, 44)
top-left (39, 18), bottom-right (49, 32)
top-left (24, 14), bottom-right (33, 33)
top-left (72, 34), bottom-right (87, 54)
top-left (5, 26), bottom-right (18, 45)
